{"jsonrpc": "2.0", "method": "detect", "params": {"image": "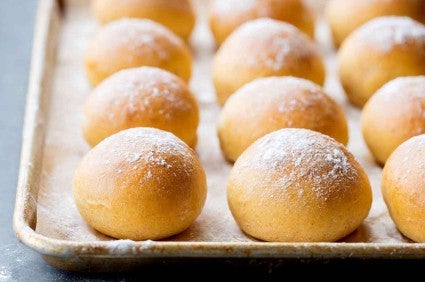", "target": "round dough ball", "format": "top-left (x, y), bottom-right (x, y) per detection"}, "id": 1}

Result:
top-left (209, 0), bottom-right (315, 45)
top-left (73, 127), bottom-right (207, 240)
top-left (326, 0), bottom-right (425, 47)
top-left (227, 128), bottom-right (372, 242)
top-left (91, 0), bottom-right (195, 40)
top-left (218, 76), bottom-right (348, 162)
top-left (85, 19), bottom-right (192, 86)
top-left (213, 18), bottom-right (325, 105)
top-left (338, 16), bottom-right (425, 107)
top-left (82, 67), bottom-right (199, 148)
top-left (382, 134), bottom-right (425, 242)
top-left (362, 76), bottom-right (425, 165)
